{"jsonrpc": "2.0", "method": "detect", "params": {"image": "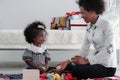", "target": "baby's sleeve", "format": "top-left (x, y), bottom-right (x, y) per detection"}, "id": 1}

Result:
top-left (22, 49), bottom-right (33, 62)
top-left (43, 49), bottom-right (51, 61)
